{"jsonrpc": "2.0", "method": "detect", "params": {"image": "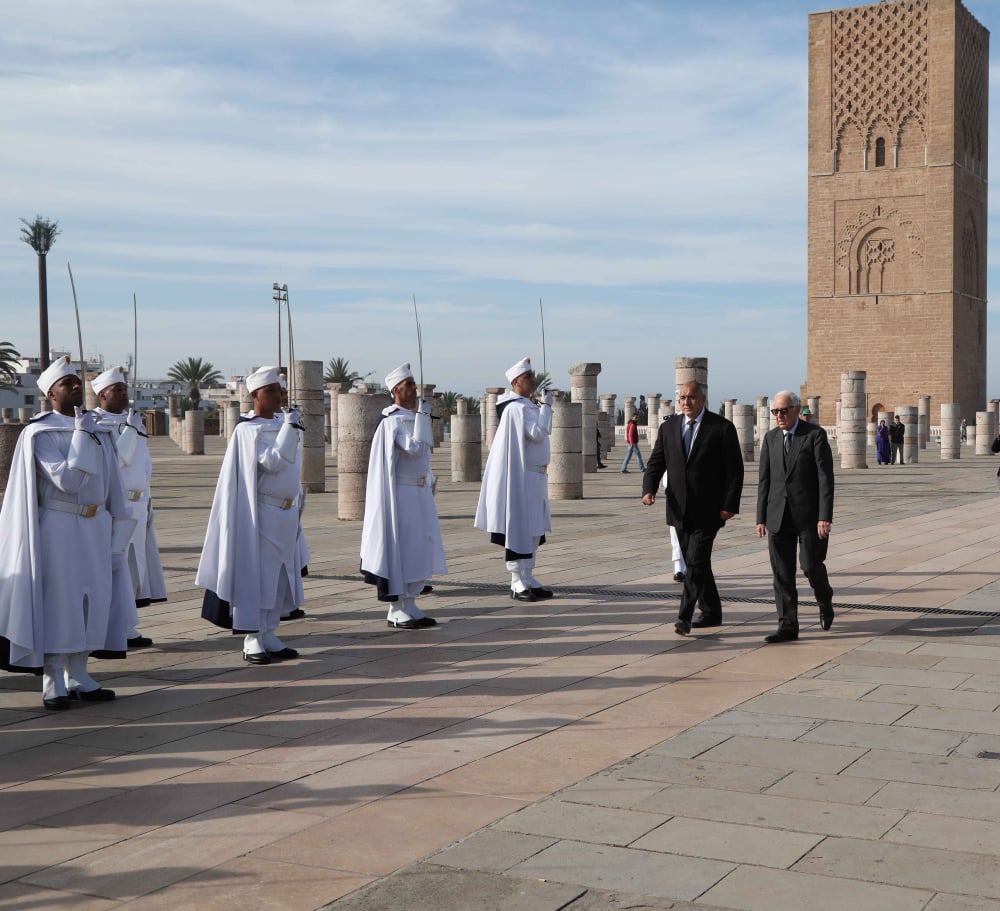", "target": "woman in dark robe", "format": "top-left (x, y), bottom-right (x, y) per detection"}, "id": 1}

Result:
top-left (876, 419), bottom-right (891, 465)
